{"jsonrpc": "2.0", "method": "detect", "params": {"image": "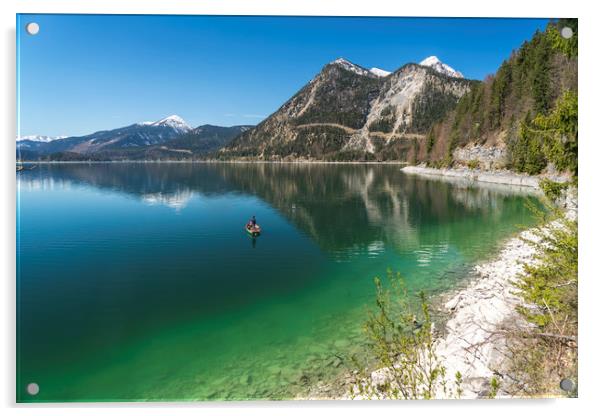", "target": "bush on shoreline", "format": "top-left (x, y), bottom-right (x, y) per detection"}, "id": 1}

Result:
top-left (350, 270), bottom-right (462, 399)
top-left (539, 178), bottom-right (569, 202)
top-left (507, 205), bottom-right (578, 397)
top-left (351, 199), bottom-right (577, 399)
